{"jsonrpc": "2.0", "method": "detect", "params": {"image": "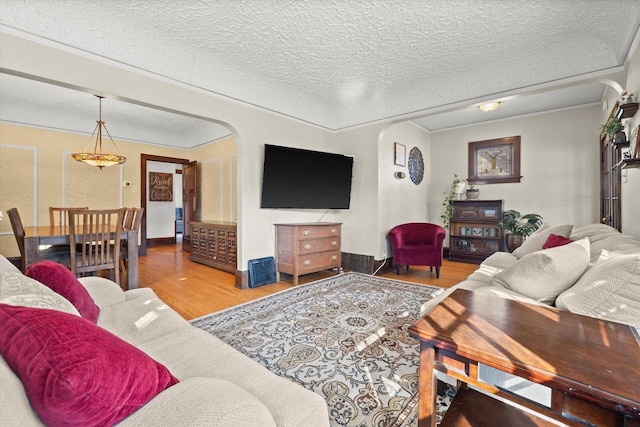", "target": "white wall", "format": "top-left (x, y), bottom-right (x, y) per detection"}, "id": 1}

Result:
top-left (429, 105), bottom-right (602, 243)
top-left (147, 161), bottom-right (176, 239)
top-left (378, 121), bottom-right (431, 256)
